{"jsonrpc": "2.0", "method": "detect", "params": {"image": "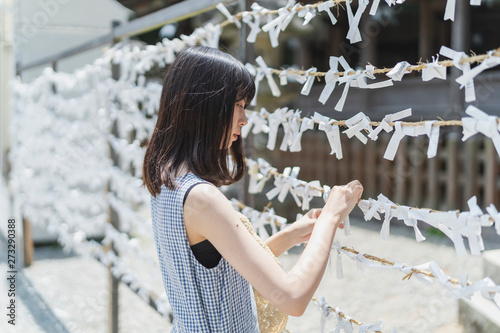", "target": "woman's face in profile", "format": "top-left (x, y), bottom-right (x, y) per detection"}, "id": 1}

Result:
top-left (224, 99), bottom-right (248, 148)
